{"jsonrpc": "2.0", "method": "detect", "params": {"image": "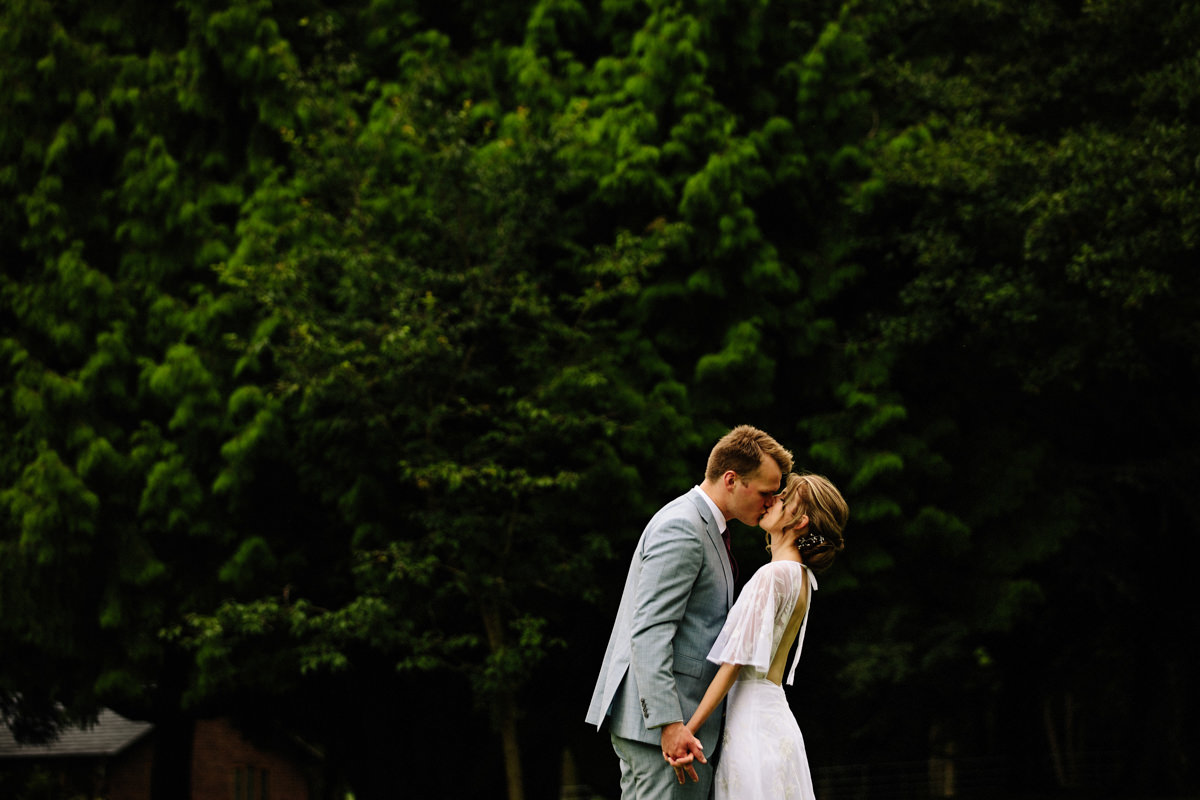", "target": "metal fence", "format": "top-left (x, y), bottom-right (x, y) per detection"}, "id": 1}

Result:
top-left (563, 750), bottom-right (1130, 800)
top-left (813, 756), bottom-right (1011, 800)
